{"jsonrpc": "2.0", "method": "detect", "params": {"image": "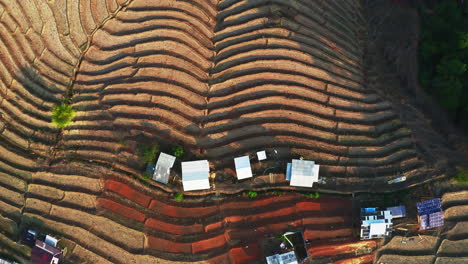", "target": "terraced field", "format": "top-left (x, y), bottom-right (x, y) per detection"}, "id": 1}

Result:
top-left (377, 191), bottom-right (468, 264)
top-left (0, 0), bottom-right (462, 263)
